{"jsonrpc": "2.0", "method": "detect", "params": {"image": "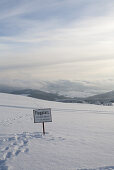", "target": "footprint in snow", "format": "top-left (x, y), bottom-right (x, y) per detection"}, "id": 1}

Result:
top-left (0, 133), bottom-right (30, 162)
top-left (0, 131), bottom-right (43, 170)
